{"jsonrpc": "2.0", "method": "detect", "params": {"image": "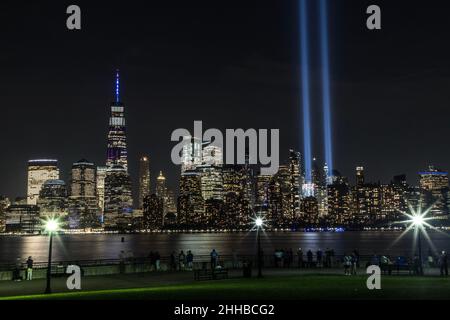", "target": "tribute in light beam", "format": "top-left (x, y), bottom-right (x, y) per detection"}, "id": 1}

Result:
top-left (319, 0), bottom-right (333, 182)
top-left (299, 0), bottom-right (312, 183)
